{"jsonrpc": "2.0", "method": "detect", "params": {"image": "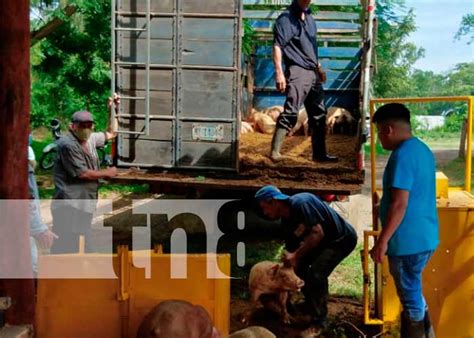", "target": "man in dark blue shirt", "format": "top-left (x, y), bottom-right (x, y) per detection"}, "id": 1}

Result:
top-left (271, 0), bottom-right (337, 163)
top-left (255, 185), bottom-right (357, 336)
